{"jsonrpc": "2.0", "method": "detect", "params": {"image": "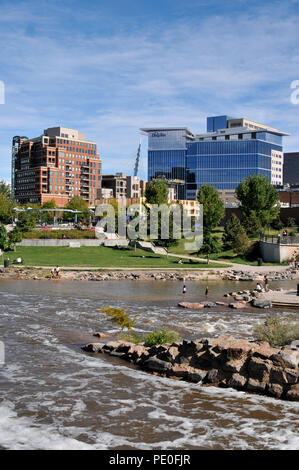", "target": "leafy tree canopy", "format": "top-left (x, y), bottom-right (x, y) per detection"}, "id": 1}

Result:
top-left (197, 184), bottom-right (225, 232)
top-left (236, 175), bottom-right (280, 228)
top-left (145, 179), bottom-right (168, 205)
